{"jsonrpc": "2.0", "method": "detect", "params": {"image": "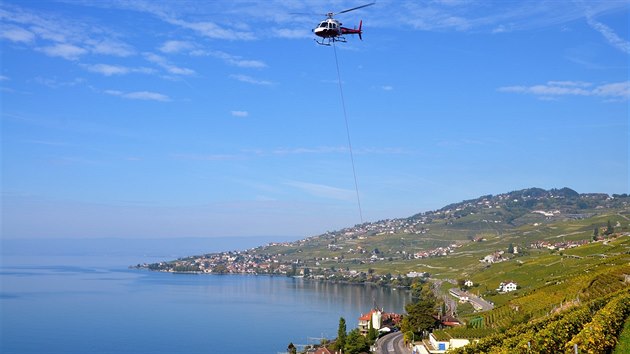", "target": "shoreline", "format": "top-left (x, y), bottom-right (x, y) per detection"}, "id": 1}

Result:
top-left (131, 265), bottom-right (415, 290)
